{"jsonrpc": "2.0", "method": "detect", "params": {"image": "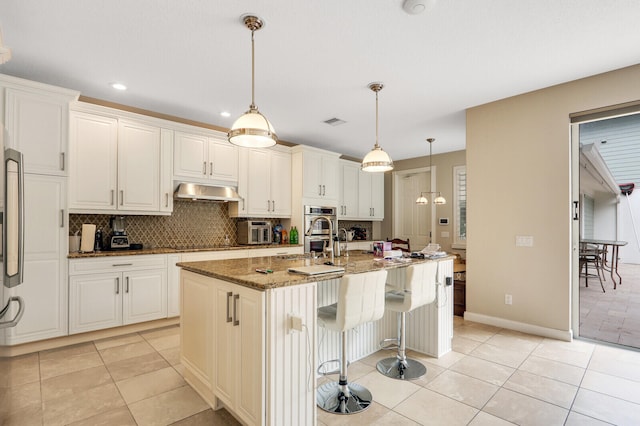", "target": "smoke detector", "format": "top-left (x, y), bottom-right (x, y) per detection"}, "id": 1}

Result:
top-left (402, 0), bottom-right (436, 15)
